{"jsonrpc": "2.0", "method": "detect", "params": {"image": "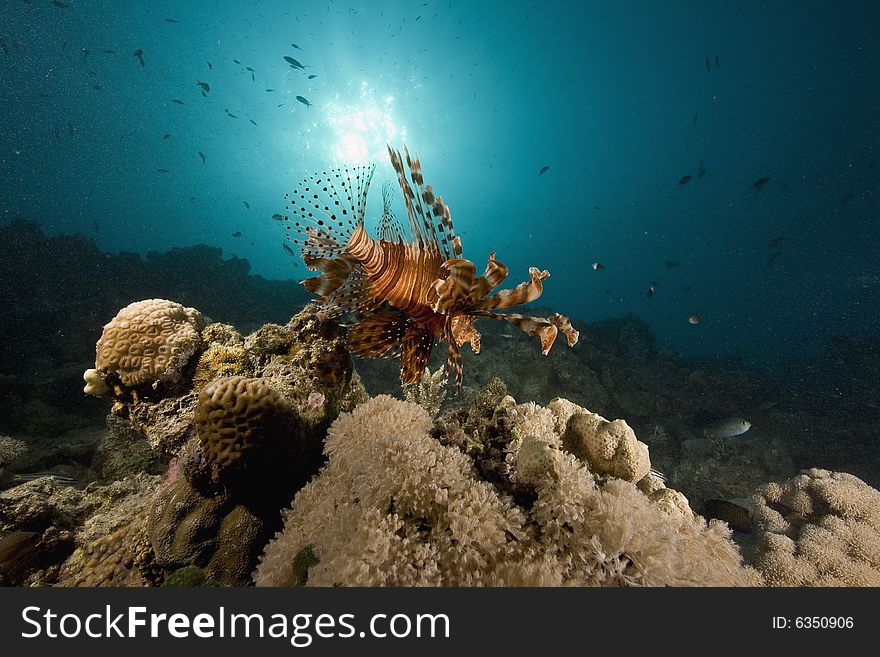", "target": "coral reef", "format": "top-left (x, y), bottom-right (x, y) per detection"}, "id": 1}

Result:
top-left (0, 436), bottom-right (27, 468)
top-left (255, 395), bottom-right (753, 587)
top-left (745, 469), bottom-right (880, 586)
top-left (404, 367), bottom-right (448, 416)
